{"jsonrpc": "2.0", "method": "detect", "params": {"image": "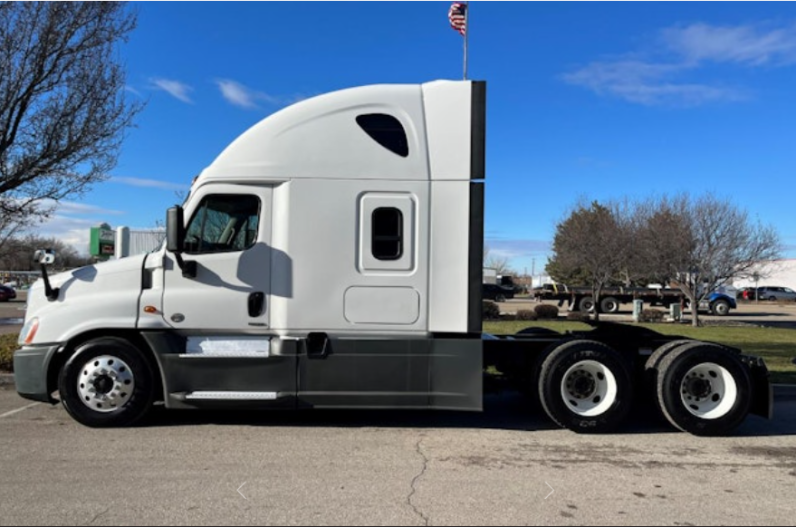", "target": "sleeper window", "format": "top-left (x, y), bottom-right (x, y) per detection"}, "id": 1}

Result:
top-left (372, 207), bottom-right (403, 261)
